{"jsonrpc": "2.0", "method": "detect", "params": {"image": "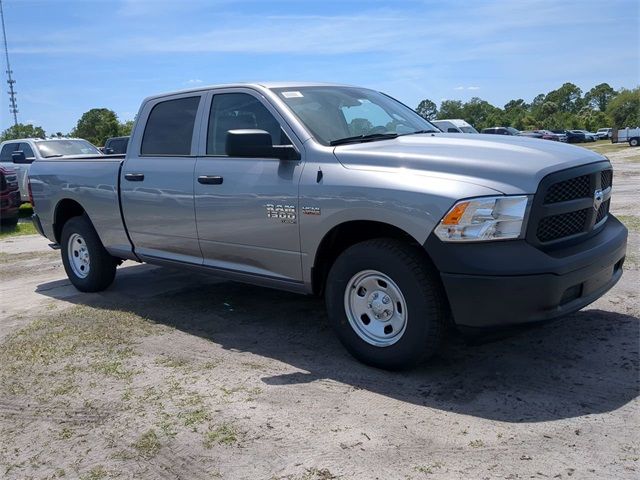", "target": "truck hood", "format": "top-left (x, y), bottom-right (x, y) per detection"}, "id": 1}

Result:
top-left (332, 133), bottom-right (608, 194)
